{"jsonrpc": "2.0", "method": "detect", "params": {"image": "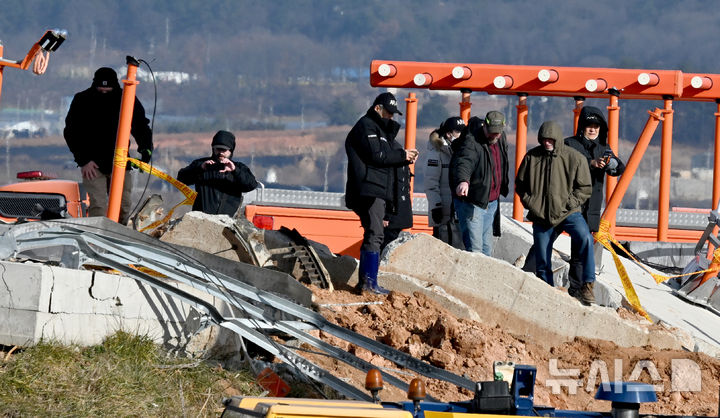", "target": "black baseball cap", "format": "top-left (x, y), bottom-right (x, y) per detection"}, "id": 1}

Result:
top-left (373, 92), bottom-right (403, 115)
